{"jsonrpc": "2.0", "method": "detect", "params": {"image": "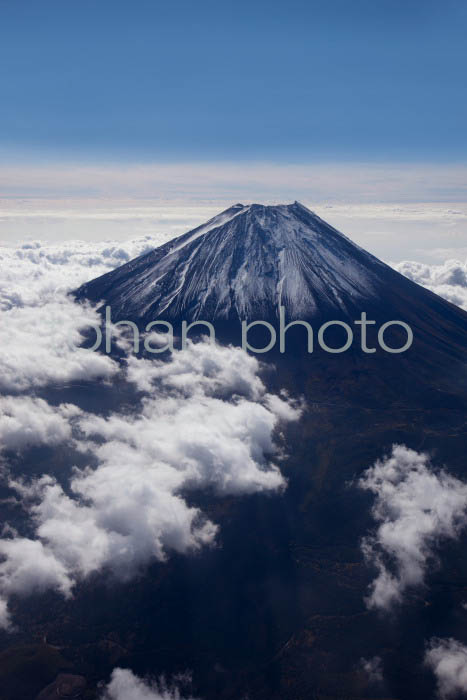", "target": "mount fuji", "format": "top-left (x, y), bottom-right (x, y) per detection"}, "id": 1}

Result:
top-left (78, 202), bottom-right (386, 321)
top-left (76, 202), bottom-right (467, 366)
top-left (10, 205), bottom-right (467, 700)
